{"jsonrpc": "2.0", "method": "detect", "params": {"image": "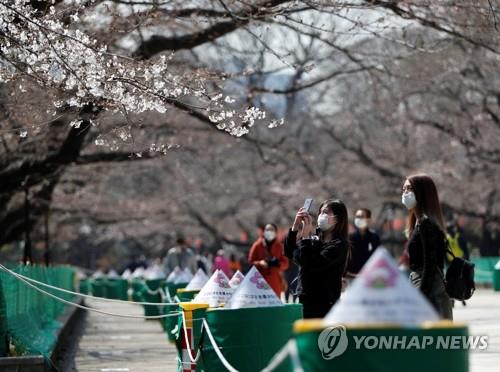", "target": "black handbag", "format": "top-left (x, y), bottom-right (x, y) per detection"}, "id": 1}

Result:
top-left (444, 244), bottom-right (475, 300)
